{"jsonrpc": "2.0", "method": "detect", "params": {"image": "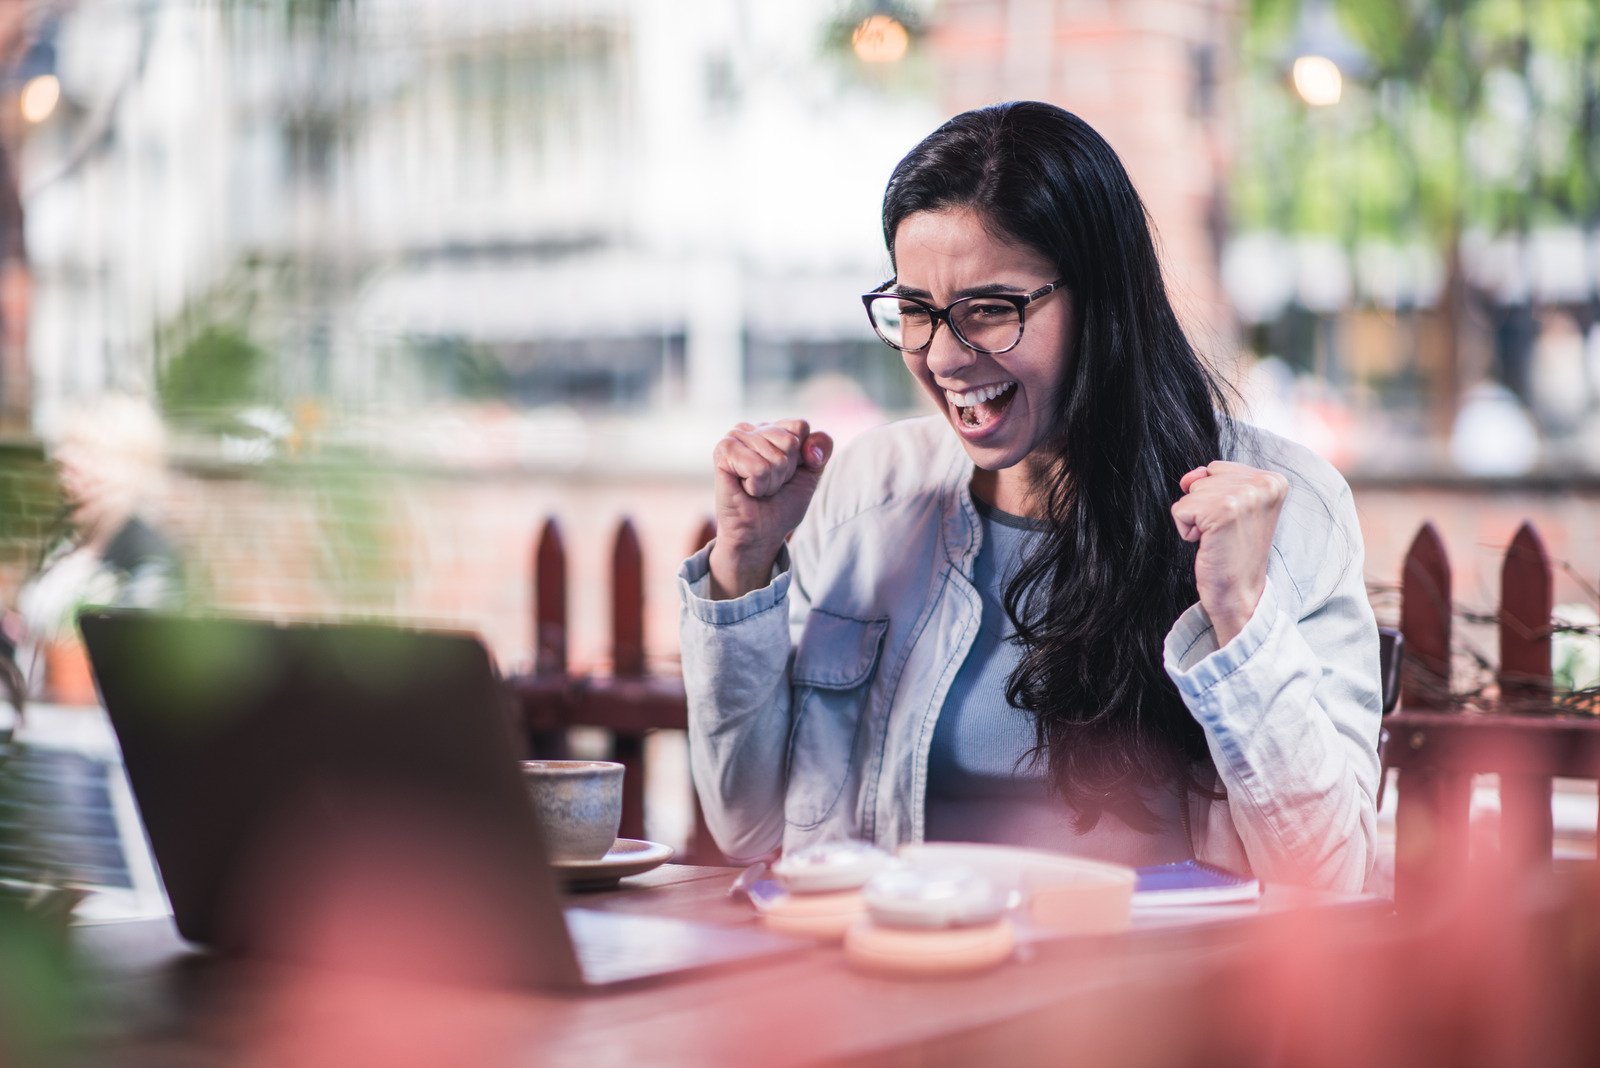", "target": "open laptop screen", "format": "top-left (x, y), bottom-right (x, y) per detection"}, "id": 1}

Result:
top-left (78, 609), bottom-right (584, 990)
